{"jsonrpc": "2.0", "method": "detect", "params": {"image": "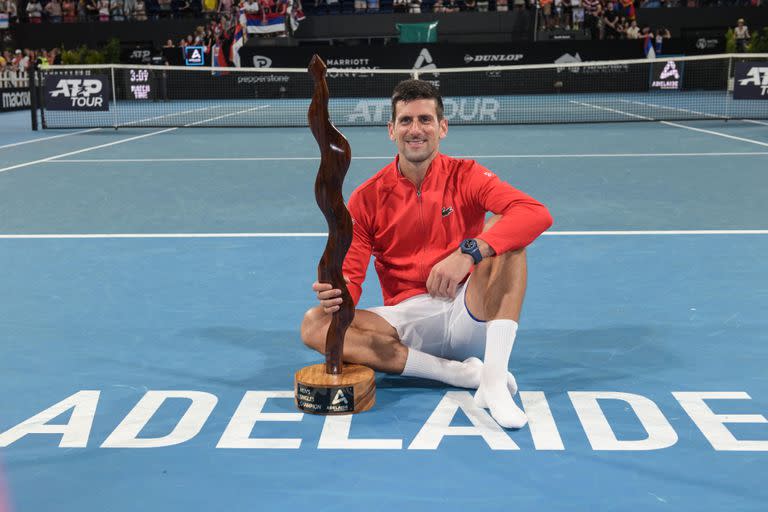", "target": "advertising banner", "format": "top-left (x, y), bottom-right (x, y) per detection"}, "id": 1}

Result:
top-left (649, 58), bottom-right (684, 91)
top-left (734, 62), bottom-right (768, 100)
top-left (1, 88), bottom-right (30, 112)
top-left (238, 41), bottom-right (648, 70)
top-left (44, 75), bottom-right (110, 111)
